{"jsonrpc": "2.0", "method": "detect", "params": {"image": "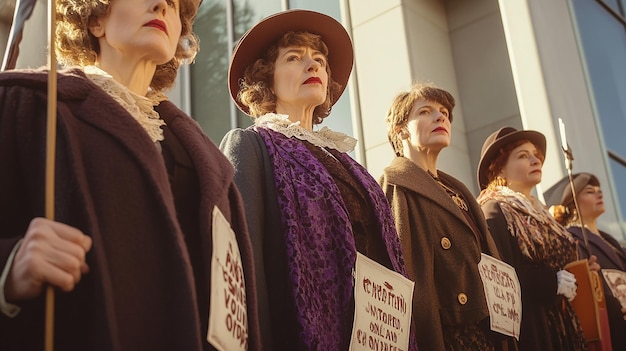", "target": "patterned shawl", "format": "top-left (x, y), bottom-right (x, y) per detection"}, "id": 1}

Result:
top-left (477, 186), bottom-right (577, 268)
top-left (254, 123), bottom-right (412, 350)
